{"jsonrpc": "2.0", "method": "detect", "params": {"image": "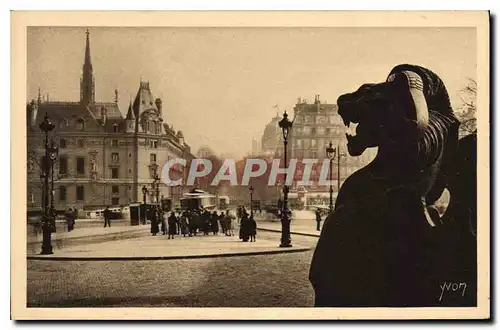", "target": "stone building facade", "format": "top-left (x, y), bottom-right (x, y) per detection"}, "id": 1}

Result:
top-left (26, 30), bottom-right (193, 212)
top-left (258, 95), bottom-right (377, 193)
